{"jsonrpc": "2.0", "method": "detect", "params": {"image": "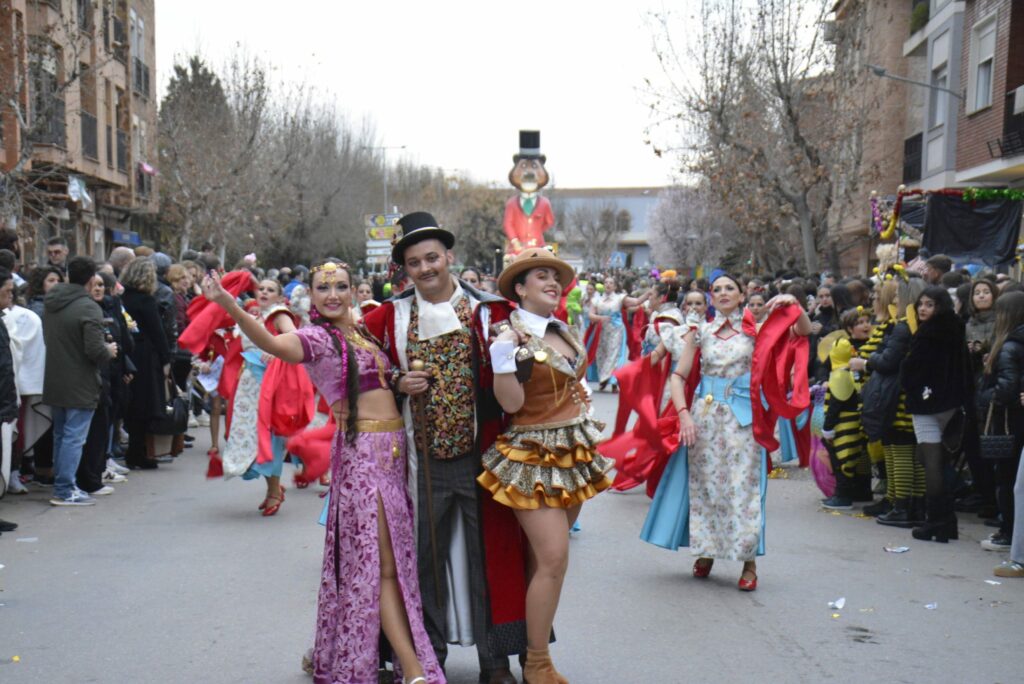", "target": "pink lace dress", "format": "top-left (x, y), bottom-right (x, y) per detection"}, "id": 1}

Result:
top-left (293, 325), bottom-right (444, 684)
